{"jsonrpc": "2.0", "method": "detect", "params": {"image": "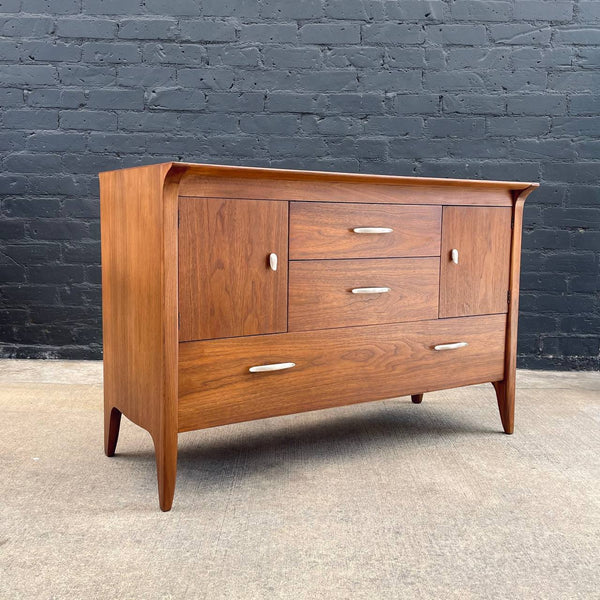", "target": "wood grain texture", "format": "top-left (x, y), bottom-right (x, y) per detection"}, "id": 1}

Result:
top-left (178, 198), bottom-right (288, 342)
top-left (439, 206), bottom-right (512, 318)
top-left (178, 314), bottom-right (507, 432)
top-left (179, 176), bottom-right (515, 206)
top-left (289, 202), bottom-right (441, 260)
top-left (100, 162), bottom-right (183, 511)
top-left (288, 258), bottom-right (439, 332)
top-left (493, 185), bottom-right (538, 434)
